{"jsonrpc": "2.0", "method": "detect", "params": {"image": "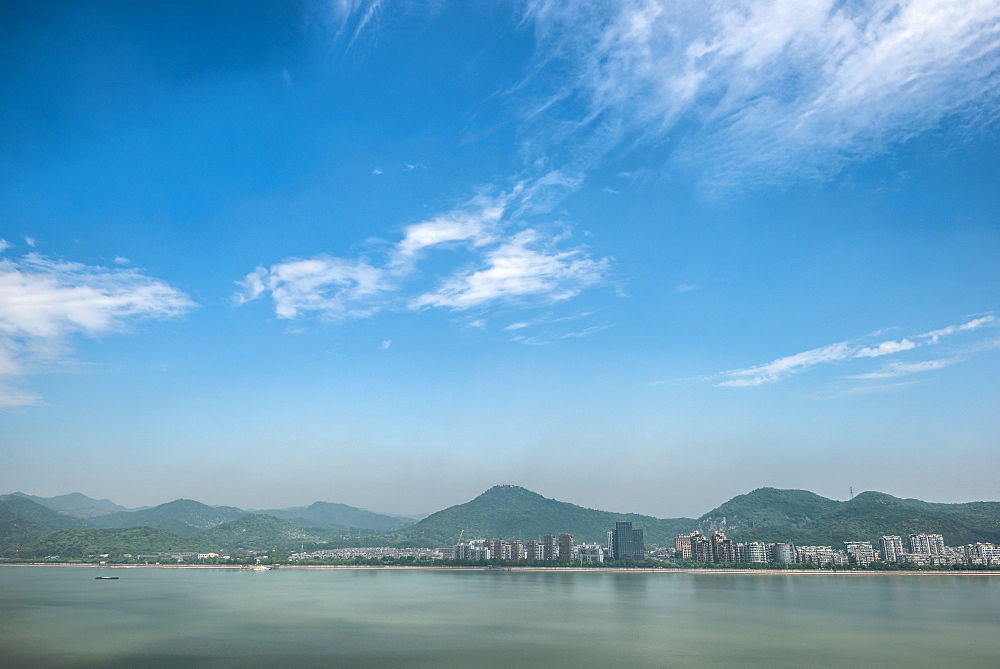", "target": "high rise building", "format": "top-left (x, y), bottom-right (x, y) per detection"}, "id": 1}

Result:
top-left (880, 536), bottom-right (904, 563)
top-left (710, 531), bottom-right (734, 563)
top-left (771, 543), bottom-right (796, 564)
top-left (543, 535), bottom-right (557, 560)
top-left (909, 534), bottom-right (945, 555)
top-left (526, 540), bottom-right (541, 561)
top-left (689, 531), bottom-right (712, 562)
top-left (558, 534), bottom-right (574, 561)
top-left (577, 544), bottom-right (605, 563)
top-left (509, 540), bottom-right (523, 561)
top-left (611, 522), bottom-right (645, 560)
top-left (734, 542), bottom-right (769, 563)
top-left (674, 534), bottom-right (693, 559)
top-left (844, 541), bottom-right (876, 565)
